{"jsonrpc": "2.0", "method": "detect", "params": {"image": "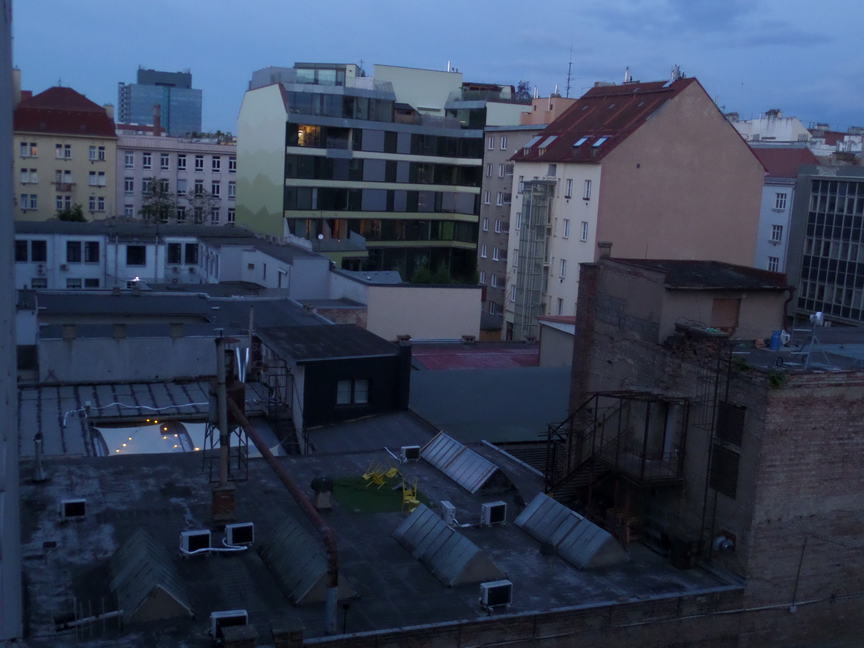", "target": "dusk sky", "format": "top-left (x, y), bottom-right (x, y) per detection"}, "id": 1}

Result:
top-left (12, 0), bottom-right (864, 134)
